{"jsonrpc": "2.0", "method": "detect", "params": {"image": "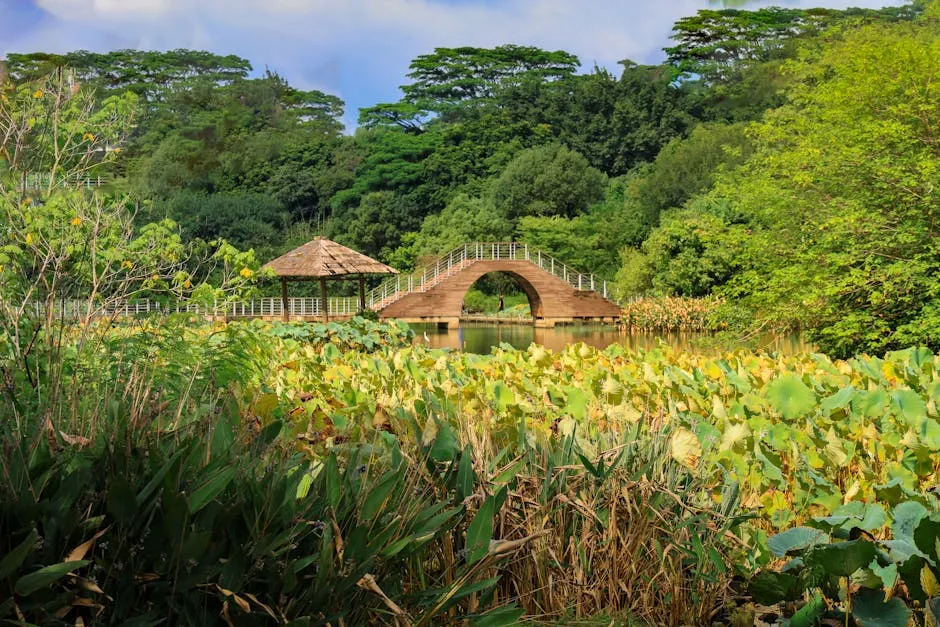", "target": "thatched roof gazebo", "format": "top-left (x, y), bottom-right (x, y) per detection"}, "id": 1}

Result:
top-left (263, 236), bottom-right (398, 322)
